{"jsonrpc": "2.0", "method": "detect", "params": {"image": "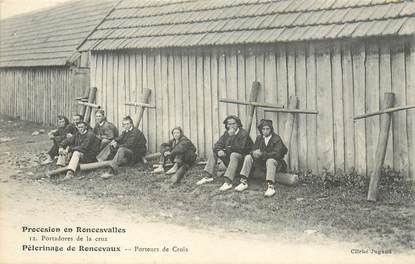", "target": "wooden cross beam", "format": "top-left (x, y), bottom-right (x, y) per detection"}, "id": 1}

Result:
top-left (75, 87), bottom-right (90, 117)
top-left (218, 81), bottom-right (262, 134)
top-left (125, 88), bottom-right (154, 128)
top-left (74, 87), bottom-right (99, 124)
top-left (354, 92), bottom-right (415, 202)
top-left (264, 96), bottom-right (318, 174)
